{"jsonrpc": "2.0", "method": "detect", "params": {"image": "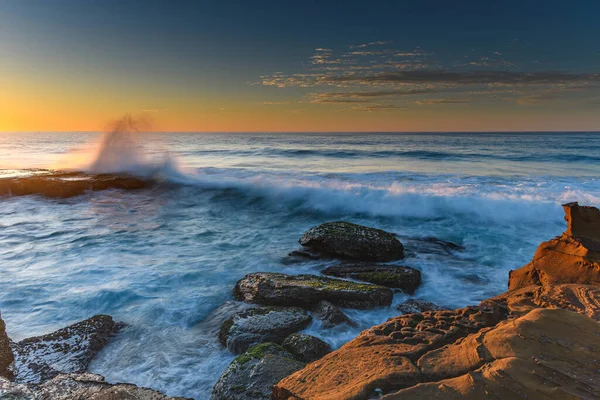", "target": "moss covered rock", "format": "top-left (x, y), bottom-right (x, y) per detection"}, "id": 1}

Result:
top-left (234, 272), bottom-right (393, 309)
top-left (299, 221), bottom-right (404, 261)
top-left (218, 307), bottom-right (312, 354)
top-left (322, 264), bottom-right (422, 294)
